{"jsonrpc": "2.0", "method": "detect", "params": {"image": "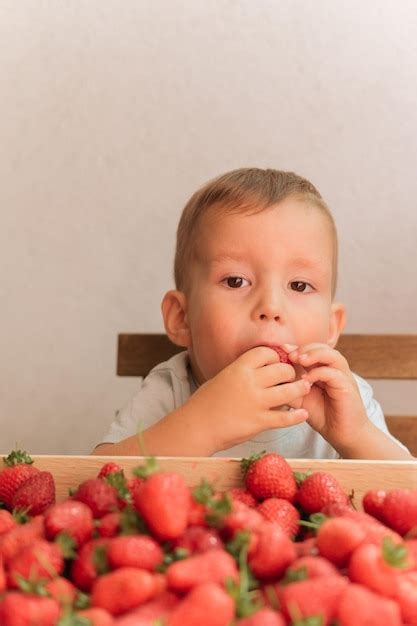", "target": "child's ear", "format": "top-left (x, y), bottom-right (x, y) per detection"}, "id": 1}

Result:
top-left (161, 290), bottom-right (191, 348)
top-left (327, 302), bottom-right (346, 348)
